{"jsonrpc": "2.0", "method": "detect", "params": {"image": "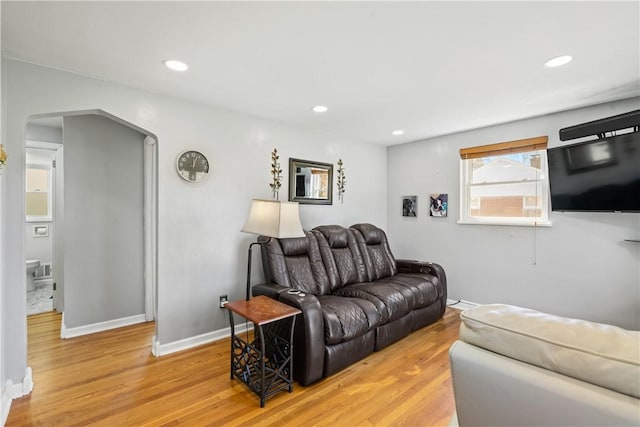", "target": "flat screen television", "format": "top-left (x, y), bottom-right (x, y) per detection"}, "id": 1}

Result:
top-left (547, 131), bottom-right (640, 212)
